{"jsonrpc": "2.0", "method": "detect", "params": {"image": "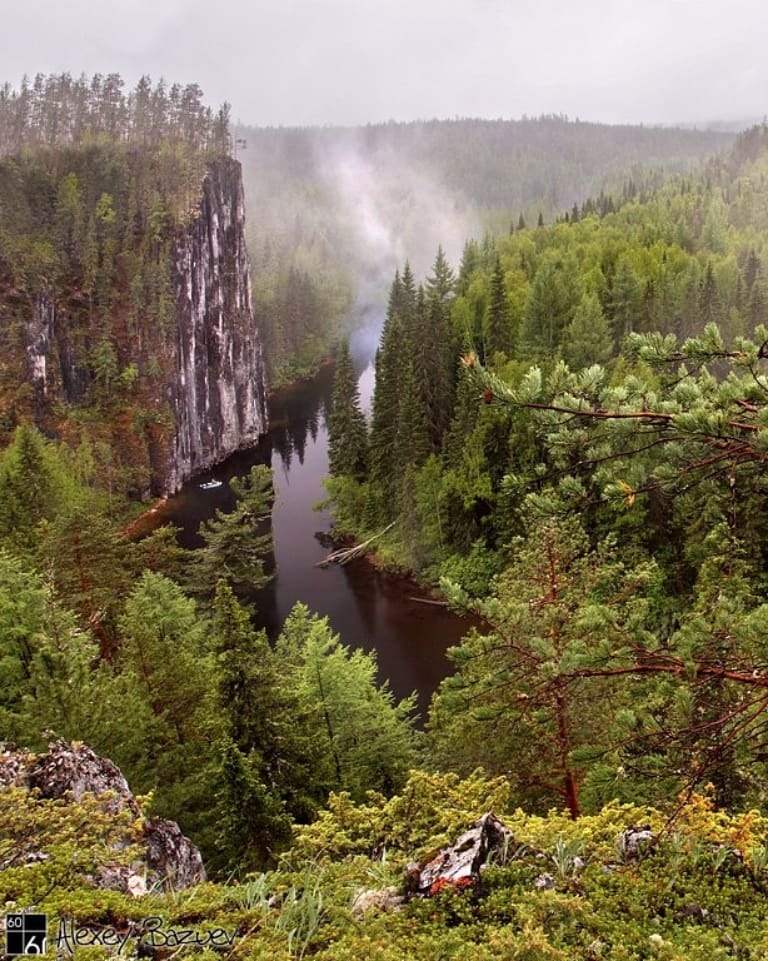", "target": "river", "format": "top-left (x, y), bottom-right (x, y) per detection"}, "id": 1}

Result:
top-left (154, 357), bottom-right (473, 719)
